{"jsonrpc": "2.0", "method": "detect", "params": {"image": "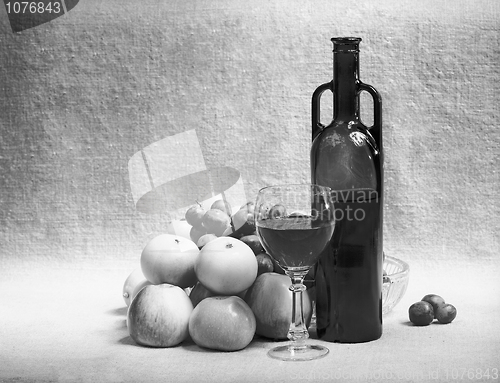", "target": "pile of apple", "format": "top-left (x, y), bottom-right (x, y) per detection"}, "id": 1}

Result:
top-left (122, 200), bottom-right (313, 352)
